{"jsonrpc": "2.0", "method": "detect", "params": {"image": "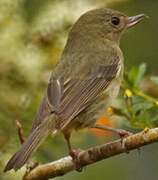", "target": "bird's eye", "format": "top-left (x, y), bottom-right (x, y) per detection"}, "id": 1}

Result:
top-left (111, 17), bottom-right (120, 25)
